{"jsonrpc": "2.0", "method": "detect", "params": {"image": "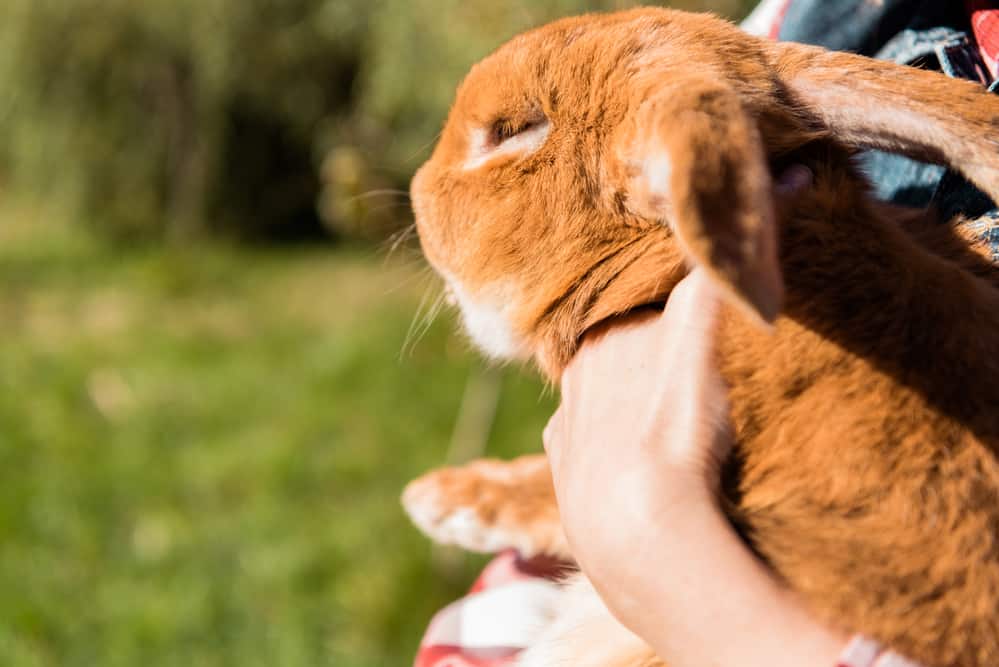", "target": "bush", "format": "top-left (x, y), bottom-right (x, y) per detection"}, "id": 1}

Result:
top-left (0, 0), bottom-right (367, 239)
top-left (0, 0), bottom-right (756, 241)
